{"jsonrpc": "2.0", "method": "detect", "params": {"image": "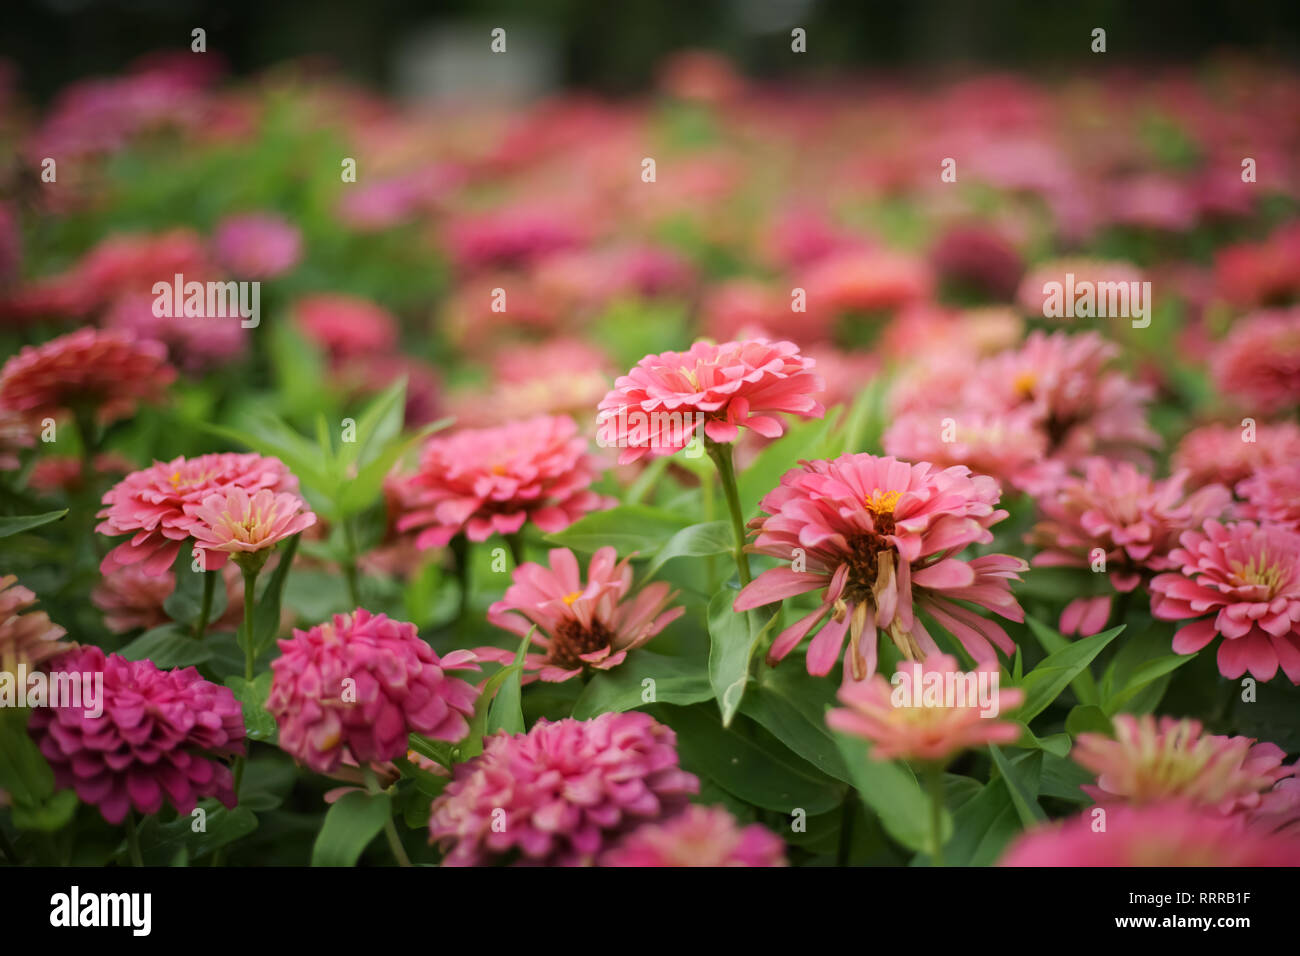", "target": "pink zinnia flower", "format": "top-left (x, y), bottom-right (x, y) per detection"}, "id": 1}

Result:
top-left (211, 213), bottom-right (302, 279)
top-left (600, 805), bottom-right (787, 867)
top-left (92, 564), bottom-right (174, 634)
top-left (1030, 459), bottom-right (1231, 635)
top-left (0, 328), bottom-right (175, 425)
top-left (1073, 714), bottom-right (1295, 819)
top-left (597, 339), bottom-right (824, 463)
top-left (27, 452), bottom-right (134, 495)
top-left (267, 609), bottom-right (480, 774)
top-left (800, 249), bottom-right (933, 318)
top-left (0, 409), bottom-right (35, 471)
top-left (429, 712), bottom-right (699, 866)
top-left (98, 453), bottom-right (300, 575)
top-left (28, 646), bottom-right (245, 824)
top-left (1212, 308), bottom-right (1300, 415)
top-left (1213, 222), bottom-right (1300, 308)
top-left (479, 546), bottom-right (684, 682)
top-left (390, 415), bottom-right (613, 549)
top-left (882, 408), bottom-right (1046, 492)
top-left (1150, 519), bottom-right (1300, 683)
top-left (1015, 257), bottom-right (1144, 318)
top-left (103, 293), bottom-right (247, 372)
top-left (1238, 464), bottom-right (1300, 530)
top-left (735, 454), bottom-right (1027, 681)
top-left (1172, 421), bottom-right (1300, 489)
top-left (293, 294), bottom-right (397, 360)
top-left (188, 486), bottom-right (316, 561)
top-left (827, 654), bottom-right (1024, 763)
top-left (1000, 803), bottom-right (1300, 867)
top-left (0, 575), bottom-right (70, 673)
